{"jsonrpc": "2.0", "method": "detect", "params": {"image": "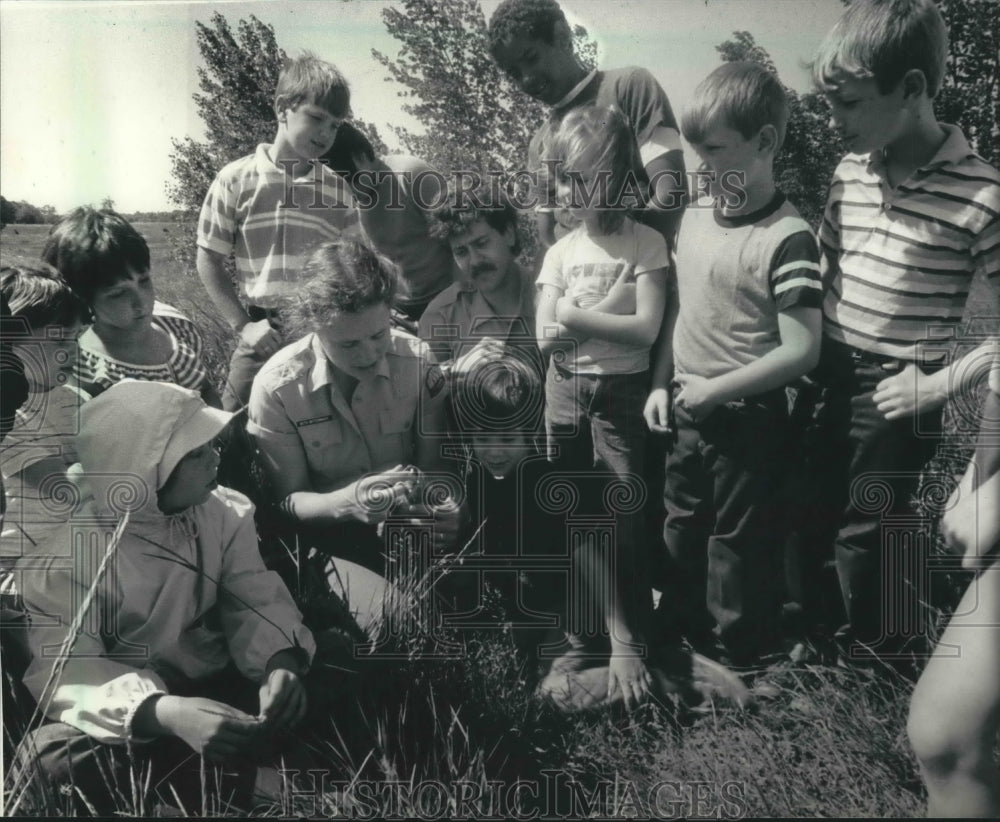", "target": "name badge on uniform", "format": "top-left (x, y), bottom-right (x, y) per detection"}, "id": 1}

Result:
top-left (296, 414), bottom-right (334, 427)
